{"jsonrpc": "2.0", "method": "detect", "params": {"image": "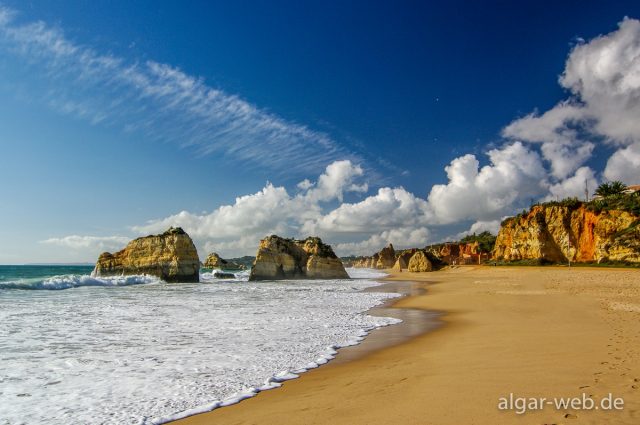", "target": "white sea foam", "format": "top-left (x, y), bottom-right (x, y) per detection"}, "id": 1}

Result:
top-left (0, 273), bottom-right (399, 424)
top-left (199, 269), bottom-right (250, 282)
top-left (0, 274), bottom-right (160, 290)
top-left (346, 267), bottom-right (389, 279)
